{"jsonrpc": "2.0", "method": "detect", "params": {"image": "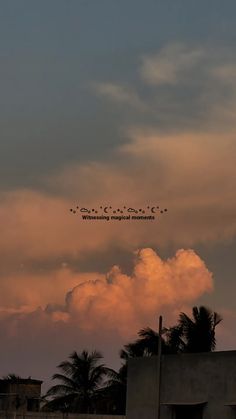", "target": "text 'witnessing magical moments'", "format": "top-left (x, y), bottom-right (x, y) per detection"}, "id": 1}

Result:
top-left (69, 205), bottom-right (168, 221)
